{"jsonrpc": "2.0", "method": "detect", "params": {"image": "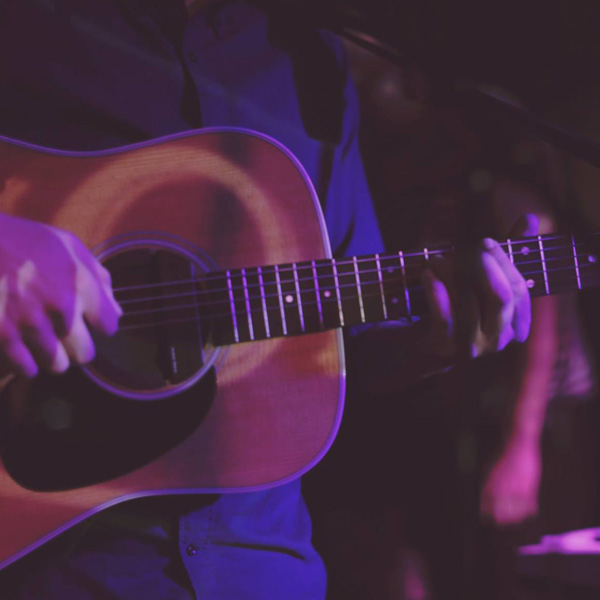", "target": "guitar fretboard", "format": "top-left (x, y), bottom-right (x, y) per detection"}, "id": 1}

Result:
top-left (198, 232), bottom-right (600, 346)
top-left (114, 233), bottom-right (600, 345)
